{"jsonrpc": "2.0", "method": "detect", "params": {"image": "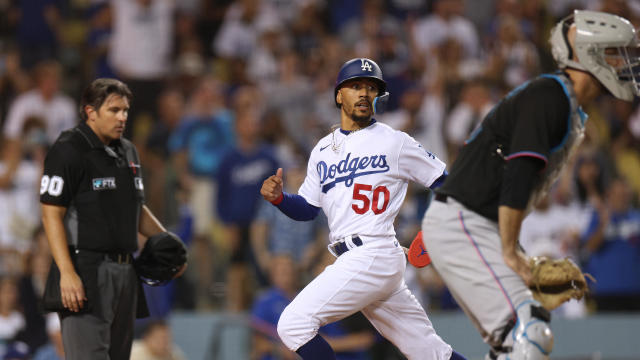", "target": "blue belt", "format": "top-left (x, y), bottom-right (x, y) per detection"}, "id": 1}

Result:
top-left (331, 236), bottom-right (363, 256)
